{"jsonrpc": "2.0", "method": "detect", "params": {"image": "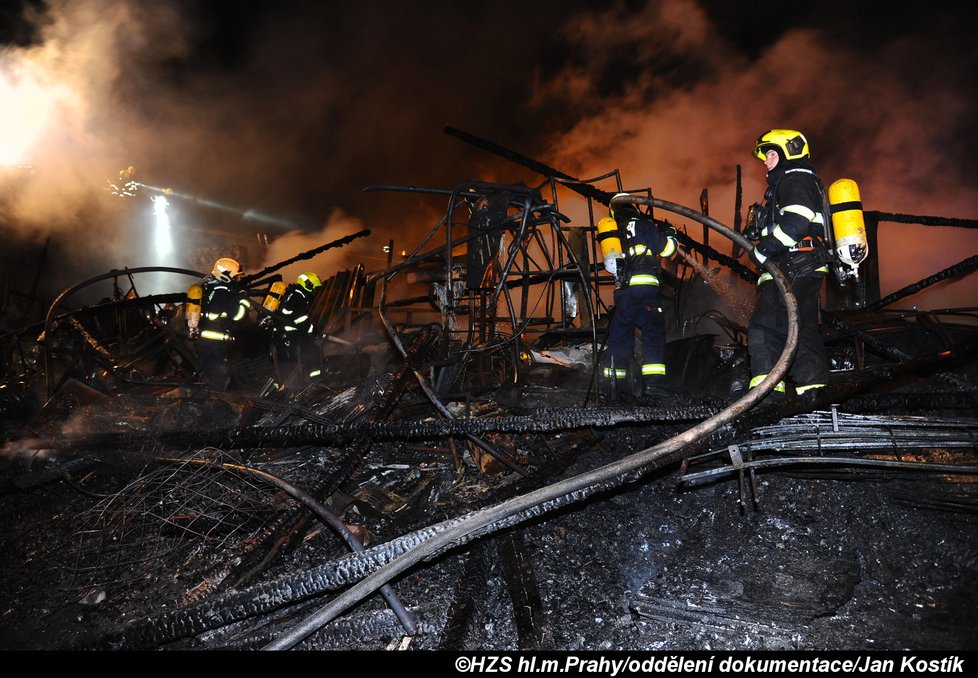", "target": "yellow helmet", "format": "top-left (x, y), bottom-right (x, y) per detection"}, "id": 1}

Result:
top-left (212, 257), bottom-right (242, 282)
top-left (753, 129), bottom-right (809, 161)
top-left (297, 272), bottom-right (322, 292)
